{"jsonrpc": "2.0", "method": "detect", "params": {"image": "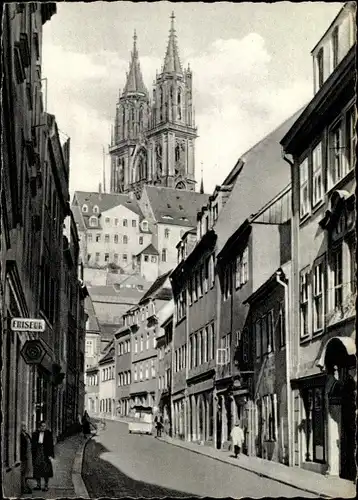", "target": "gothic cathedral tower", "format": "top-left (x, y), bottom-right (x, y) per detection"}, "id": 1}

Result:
top-left (109, 13), bottom-right (197, 196)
